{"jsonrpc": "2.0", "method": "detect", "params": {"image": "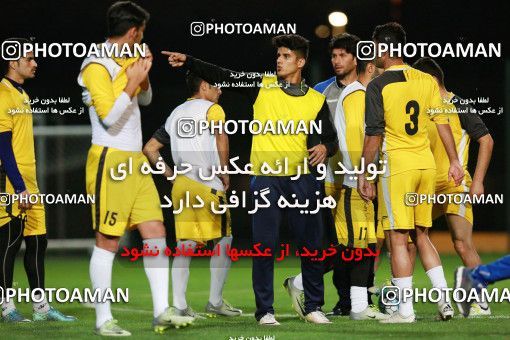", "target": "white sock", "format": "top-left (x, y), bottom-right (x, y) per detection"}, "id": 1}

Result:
top-left (426, 266), bottom-right (449, 305)
top-left (171, 240), bottom-right (196, 310)
top-left (90, 246), bottom-right (115, 328)
top-left (143, 238), bottom-right (170, 317)
top-left (393, 276), bottom-right (413, 317)
top-left (1, 299), bottom-right (16, 317)
top-left (209, 236), bottom-right (232, 306)
top-left (351, 286), bottom-right (368, 313)
top-left (32, 292), bottom-right (50, 313)
top-left (293, 273), bottom-right (304, 291)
